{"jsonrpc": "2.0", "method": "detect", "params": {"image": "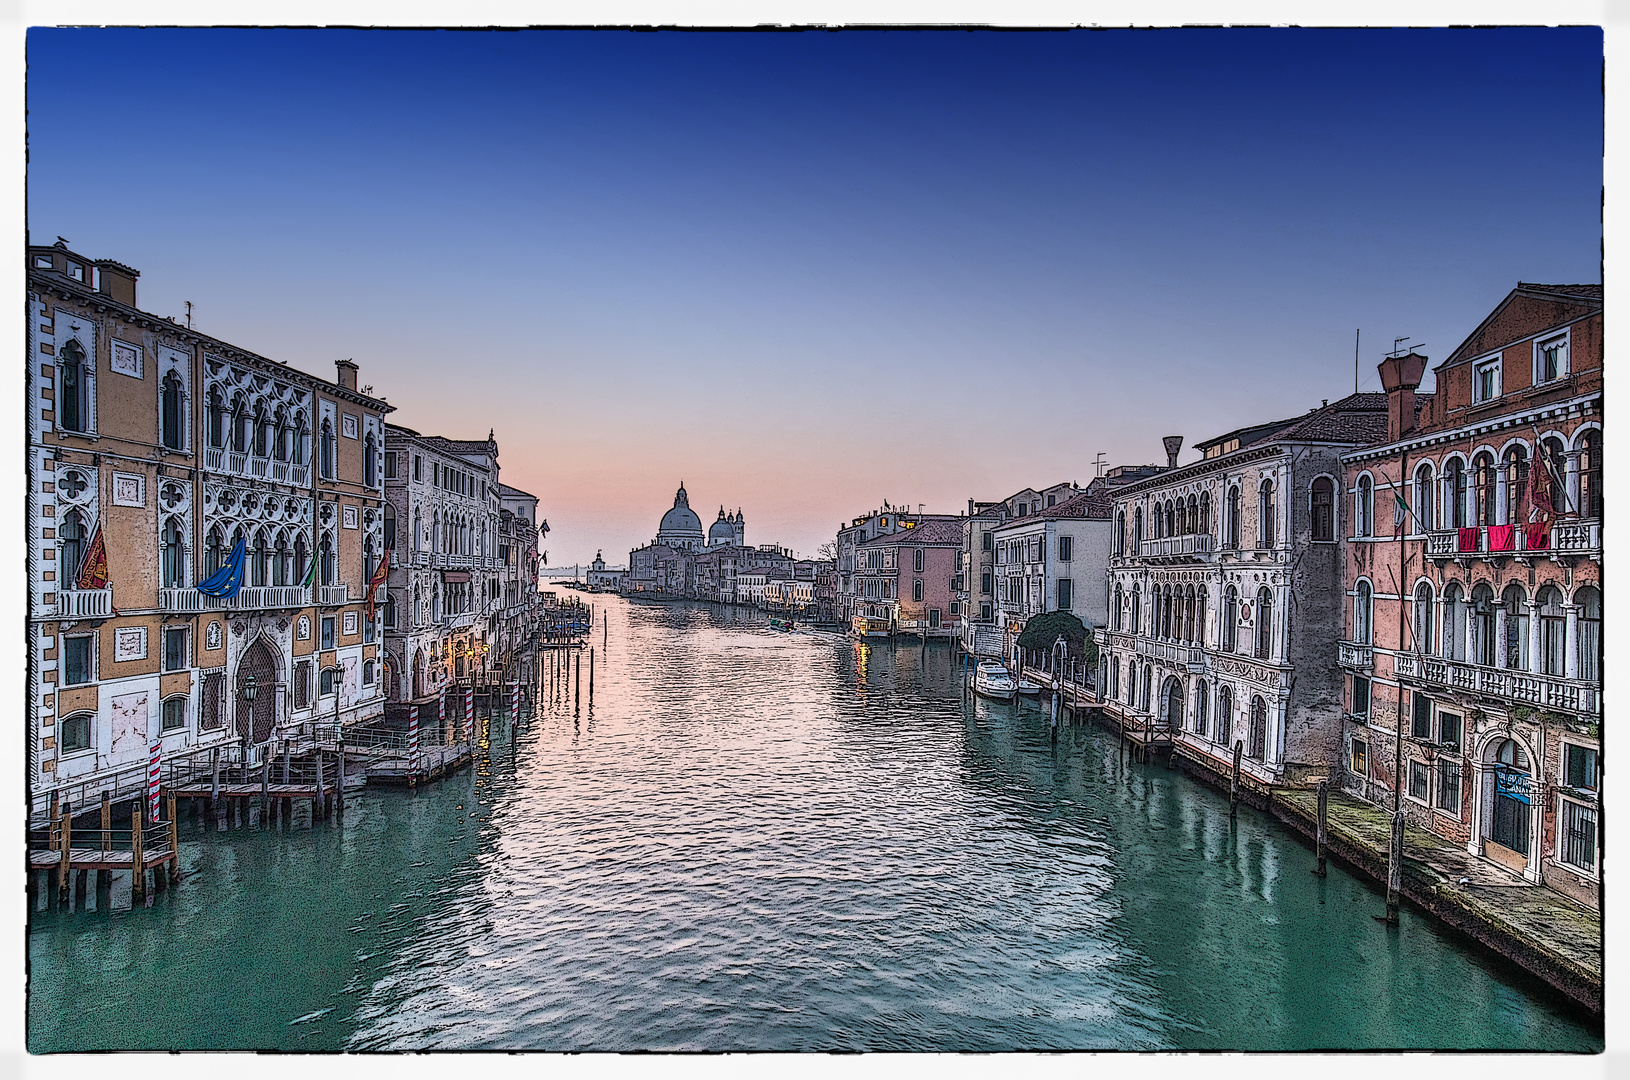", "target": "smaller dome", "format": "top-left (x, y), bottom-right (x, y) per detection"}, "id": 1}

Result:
top-left (708, 508), bottom-right (735, 544)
